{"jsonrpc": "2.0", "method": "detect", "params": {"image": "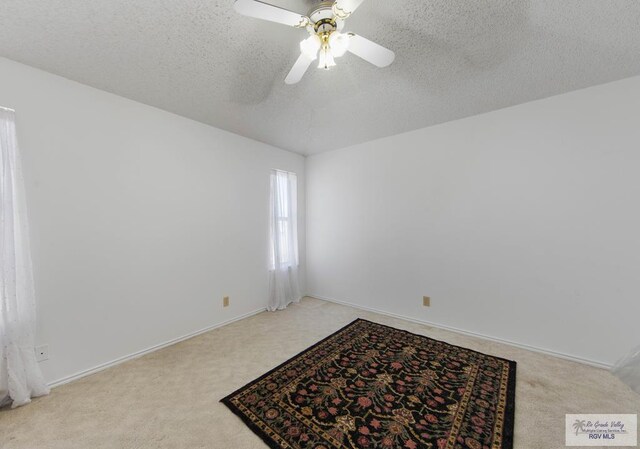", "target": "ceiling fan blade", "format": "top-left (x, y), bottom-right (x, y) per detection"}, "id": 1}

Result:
top-left (347, 34), bottom-right (395, 68)
top-left (234, 0), bottom-right (309, 28)
top-left (285, 54), bottom-right (314, 85)
top-left (333, 0), bottom-right (366, 18)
